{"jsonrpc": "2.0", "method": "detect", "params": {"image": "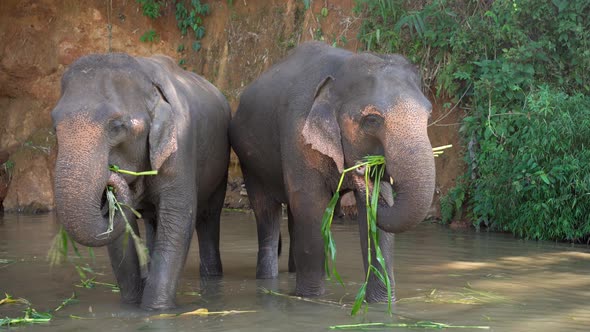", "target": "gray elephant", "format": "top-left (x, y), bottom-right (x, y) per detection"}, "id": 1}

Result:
top-left (229, 42), bottom-right (435, 302)
top-left (52, 53), bottom-right (230, 310)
